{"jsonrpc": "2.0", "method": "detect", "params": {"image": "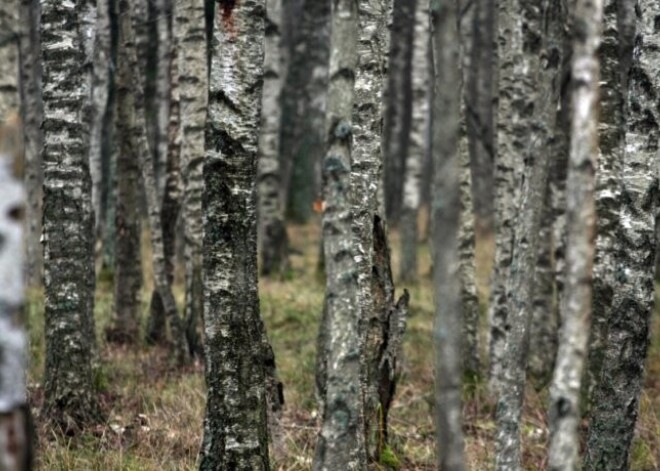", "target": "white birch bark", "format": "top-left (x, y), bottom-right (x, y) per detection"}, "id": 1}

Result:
top-left (399, 0), bottom-right (429, 282)
top-left (41, 0), bottom-right (100, 428)
top-left (200, 0), bottom-right (274, 467)
top-left (312, 0), bottom-right (363, 468)
top-left (0, 0), bottom-right (19, 119)
top-left (258, 0), bottom-right (289, 276)
top-left (174, 0), bottom-right (207, 357)
top-left (0, 154), bottom-right (31, 471)
top-left (431, 0), bottom-right (465, 468)
top-left (548, 0), bottom-right (602, 468)
top-left (584, 0), bottom-right (659, 467)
